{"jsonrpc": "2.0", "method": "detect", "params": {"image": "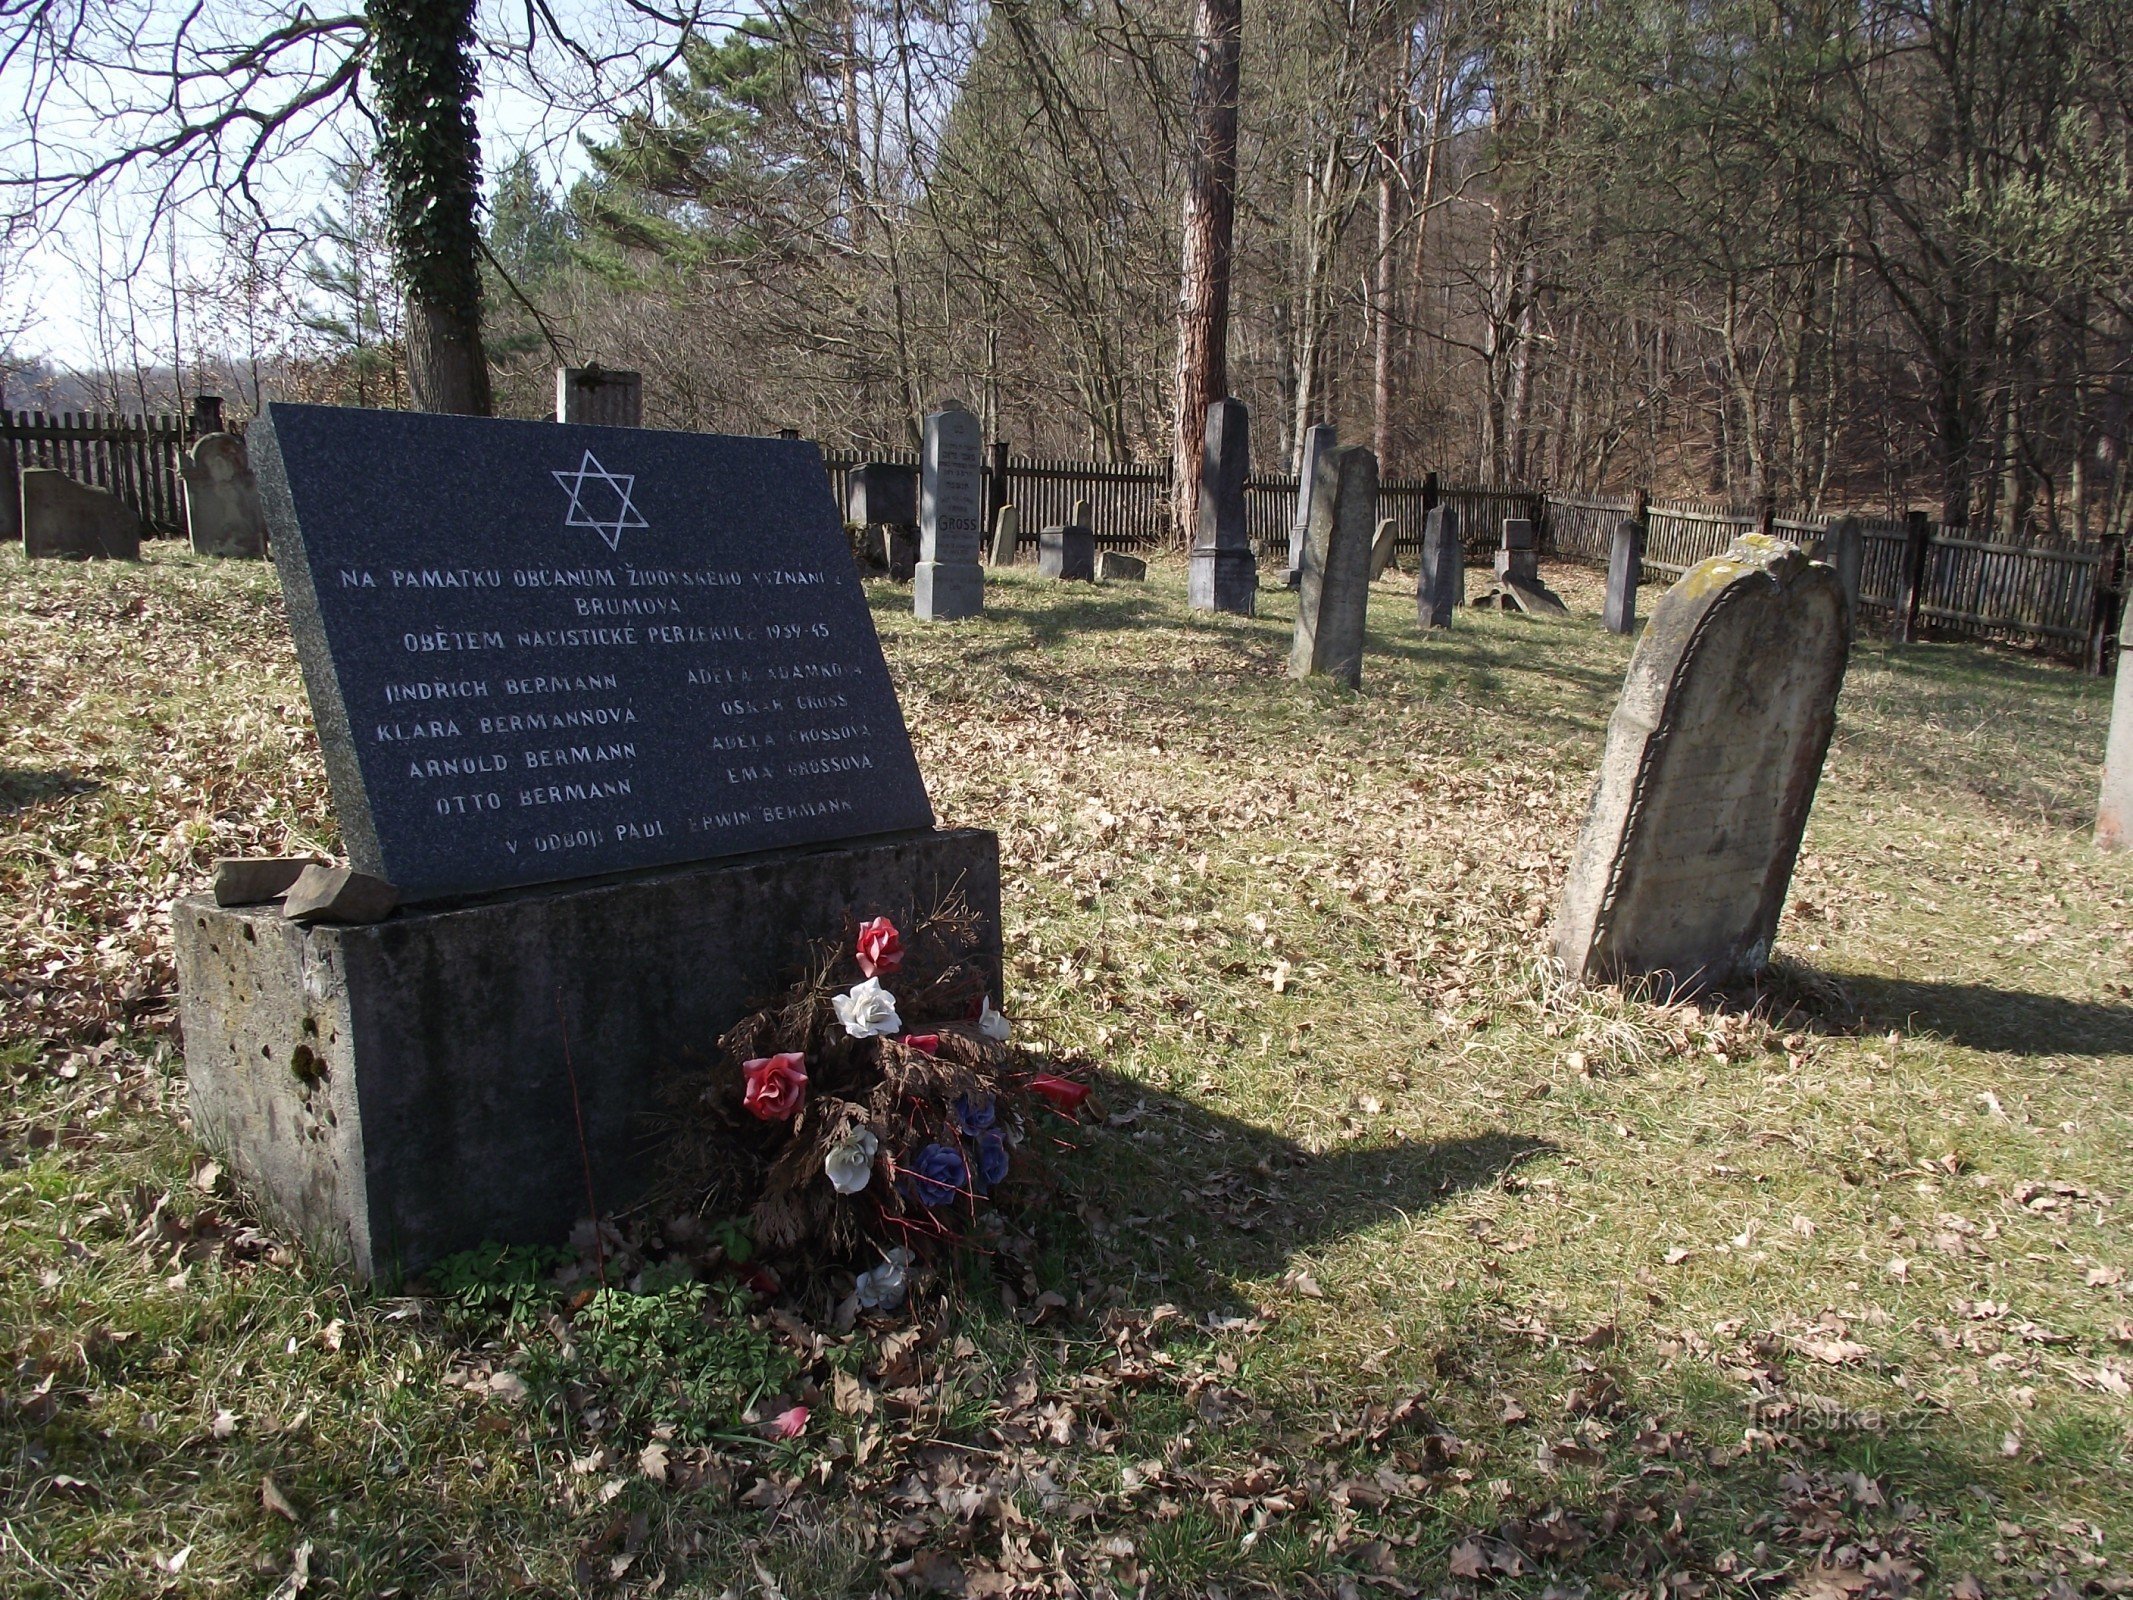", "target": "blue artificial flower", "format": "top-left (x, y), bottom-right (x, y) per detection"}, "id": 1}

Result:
top-left (907, 1143), bottom-right (967, 1208)
top-left (975, 1129), bottom-right (1011, 1190)
top-left (954, 1093), bottom-right (997, 1134)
